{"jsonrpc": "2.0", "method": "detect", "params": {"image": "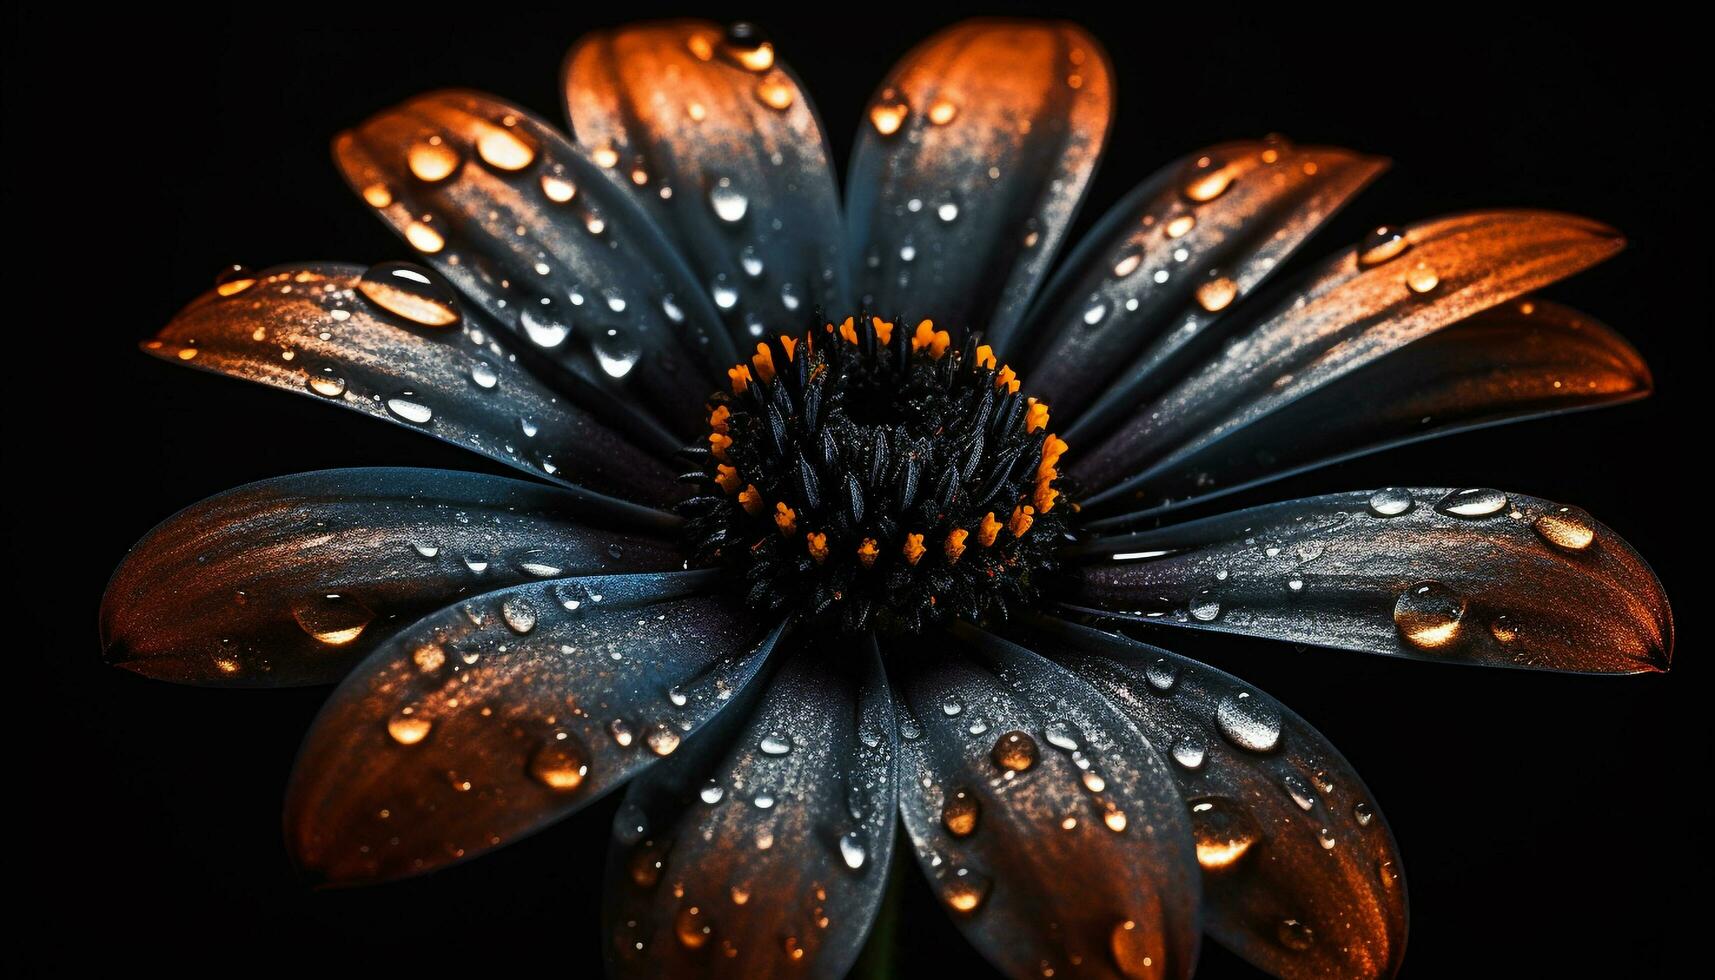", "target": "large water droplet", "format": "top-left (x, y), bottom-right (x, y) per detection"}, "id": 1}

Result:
top-left (215, 264), bottom-right (258, 297)
top-left (1195, 275), bottom-right (1238, 312)
top-left (1436, 487), bottom-right (1508, 518)
top-left (1534, 505), bottom-right (1596, 551)
top-left (1368, 487), bottom-right (1414, 516)
top-left (719, 21), bottom-right (774, 71)
top-left (1406, 261), bottom-right (1440, 294)
top-left (869, 89), bottom-right (910, 136)
top-left (1110, 918), bottom-right (1166, 979)
top-left (1171, 734), bottom-right (1207, 770)
top-left (386, 392), bottom-right (434, 425)
top-left (1189, 591), bottom-right (1222, 622)
top-left (942, 869), bottom-right (990, 913)
top-left (1276, 918), bottom-right (1314, 952)
top-left (838, 829), bottom-right (868, 870)
top-left (1183, 155), bottom-right (1234, 202)
top-left (1357, 226), bottom-right (1410, 268)
top-left (1215, 691), bottom-right (1282, 752)
top-left (501, 596), bottom-right (538, 634)
top-left (991, 731), bottom-right (1039, 772)
top-left (927, 99), bottom-right (958, 125)
top-left (1394, 581), bottom-right (1466, 650)
top-left (291, 594), bottom-right (374, 646)
top-left (407, 137), bottom-right (461, 182)
top-left (1189, 797), bottom-right (1261, 870)
top-left (942, 789), bottom-right (980, 837)
top-left (387, 709), bottom-right (432, 745)
top-left (470, 359), bottom-right (499, 390)
top-left (528, 736), bottom-right (589, 791)
top-left (646, 722), bottom-right (682, 756)
top-left (675, 906), bottom-right (713, 949)
top-left (358, 262), bottom-right (461, 328)
top-left (306, 366), bottom-right (347, 398)
top-left (755, 71), bottom-right (795, 110)
top-left (1145, 657), bottom-right (1179, 691)
top-left (759, 733), bottom-right (792, 756)
top-left (593, 326), bottom-right (642, 379)
top-left (1043, 720), bottom-right (1080, 751)
top-left (709, 178), bottom-right (749, 223)
top-left (476, 123), bottom-right (535, 171)
top-left (520, 296), bottom-right (571, 348)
